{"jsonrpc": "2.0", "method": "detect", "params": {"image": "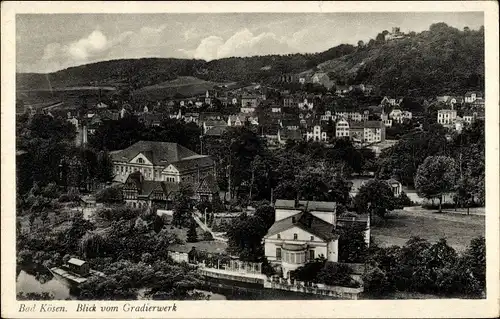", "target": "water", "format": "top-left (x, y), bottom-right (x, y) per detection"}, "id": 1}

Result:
top-left (16, 265), bottom-right (227, 300)
top-left (16, 269), bottom-right (73, 300)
